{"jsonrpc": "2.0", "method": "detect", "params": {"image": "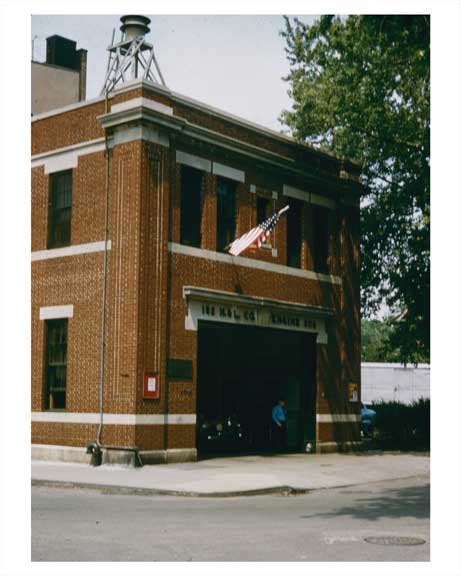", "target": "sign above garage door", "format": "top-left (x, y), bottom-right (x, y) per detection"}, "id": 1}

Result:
top-left (183, 286), bottom-right (332, 344)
